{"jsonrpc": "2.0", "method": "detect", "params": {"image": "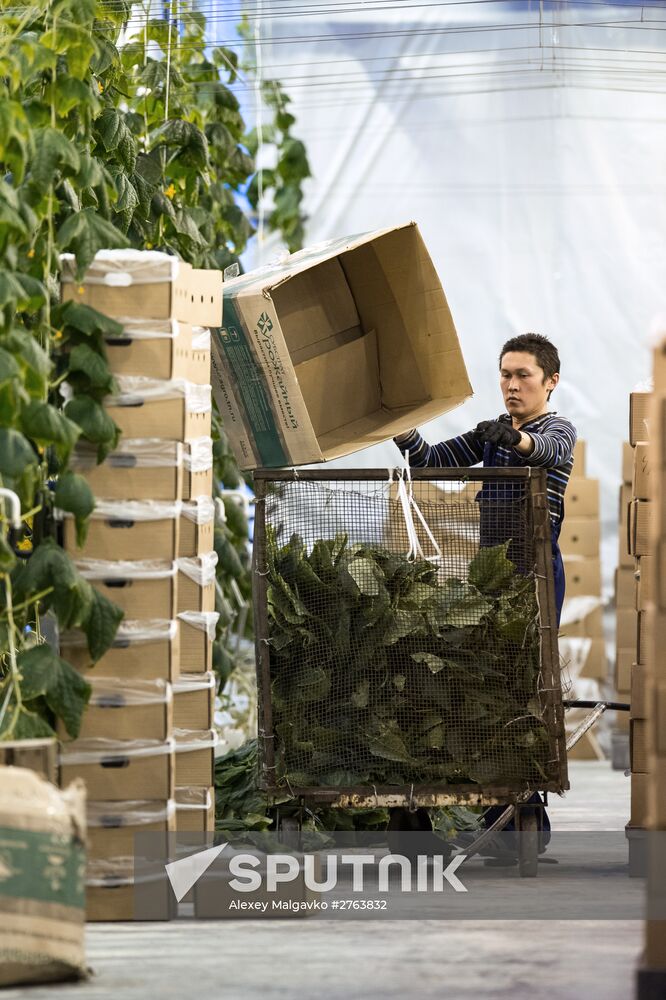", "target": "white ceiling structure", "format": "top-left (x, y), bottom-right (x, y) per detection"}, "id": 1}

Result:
top-left (220, 1), bottom-right (666, 589)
